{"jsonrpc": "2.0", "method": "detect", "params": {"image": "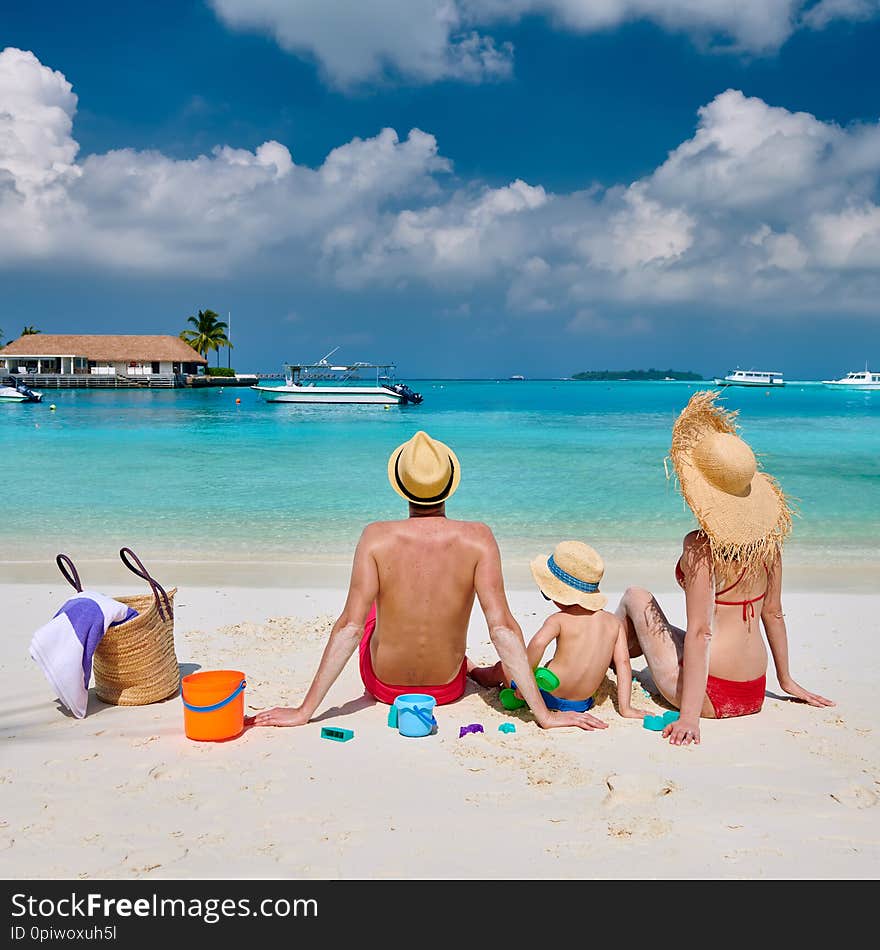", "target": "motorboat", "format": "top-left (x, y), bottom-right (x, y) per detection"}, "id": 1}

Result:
top-left (251, 348), bottom-right (423, 405)
top-left (821, 367), bottom-right (880, 391)
top-left (0, 376), bottom-right (43, 403)
top-left (713, 369), bottom-right (785, 387)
